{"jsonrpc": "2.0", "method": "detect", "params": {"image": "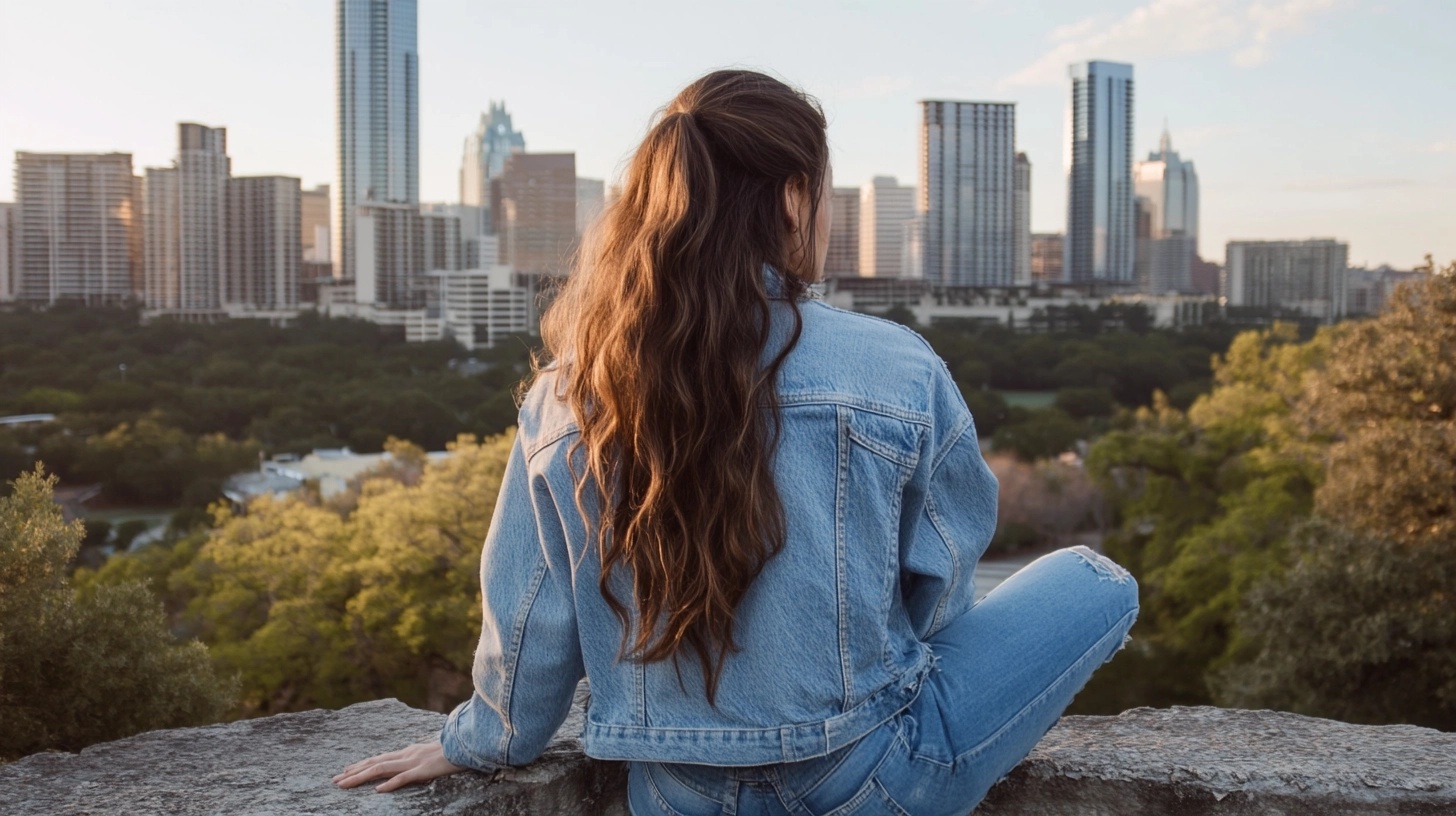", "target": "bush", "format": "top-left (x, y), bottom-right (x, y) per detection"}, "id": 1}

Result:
top-left (0, 468), bottom-right (235, 761)
top-left (1054, 387), bottom-right (1116, 419)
